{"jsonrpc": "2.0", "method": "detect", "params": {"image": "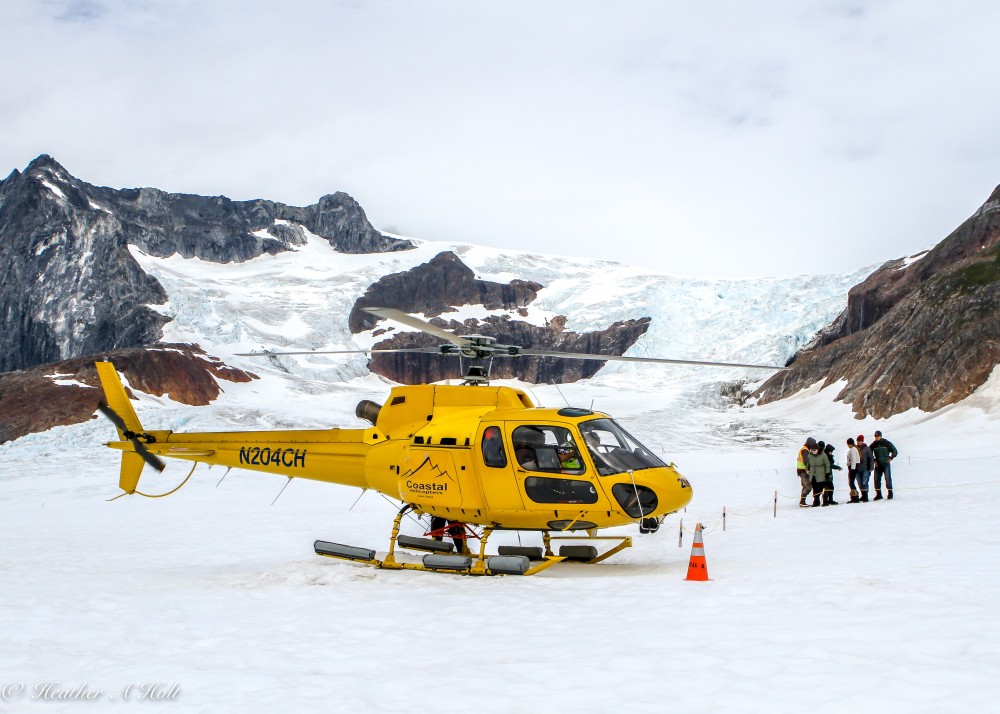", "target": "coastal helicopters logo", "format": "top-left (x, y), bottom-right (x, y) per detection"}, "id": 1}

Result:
top-left (403, 456), bottom-right (456, 493)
